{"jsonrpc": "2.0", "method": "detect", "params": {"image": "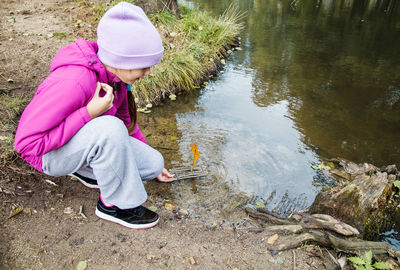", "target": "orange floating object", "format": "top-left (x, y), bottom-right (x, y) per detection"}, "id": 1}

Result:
top-left (190, 143), bottom-right (200, 171)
